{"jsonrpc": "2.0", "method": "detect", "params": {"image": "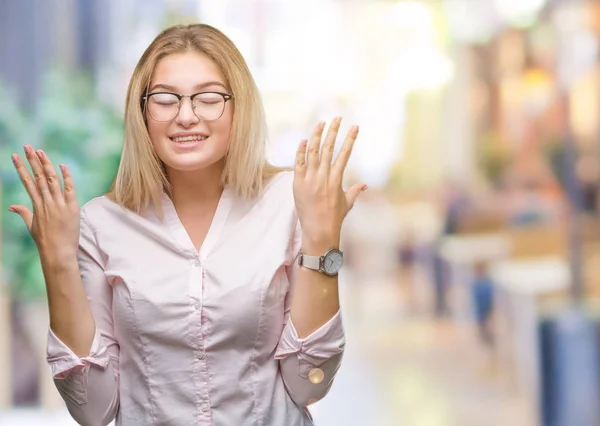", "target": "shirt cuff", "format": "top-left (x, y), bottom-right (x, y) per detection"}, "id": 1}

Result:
top-left (274, 311), bottom-right (345, 378)
top-left (47, 328), bottom-right (110, 379)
